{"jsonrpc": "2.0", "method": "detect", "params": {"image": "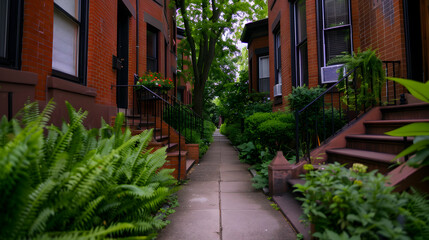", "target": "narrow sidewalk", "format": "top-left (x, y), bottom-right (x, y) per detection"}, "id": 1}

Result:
top-left (157, 129), bottom-right (296, 240)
